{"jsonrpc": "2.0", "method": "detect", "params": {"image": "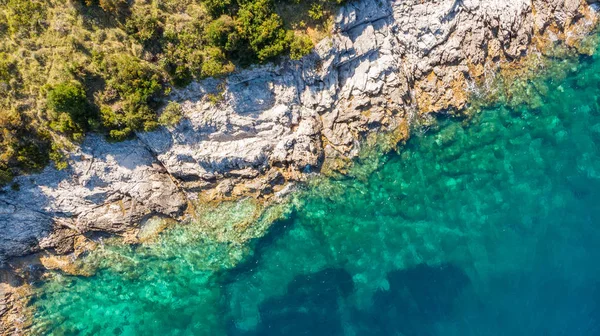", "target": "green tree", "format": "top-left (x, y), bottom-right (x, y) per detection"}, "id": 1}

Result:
top-left (236, 0), bottom-right (292, 62)
top-left (100, 55), bottom-right (163, 139)
top-left (47, 81), bottom-right (94, 140)
top-left (205, 15), bottom-right (237, 50)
